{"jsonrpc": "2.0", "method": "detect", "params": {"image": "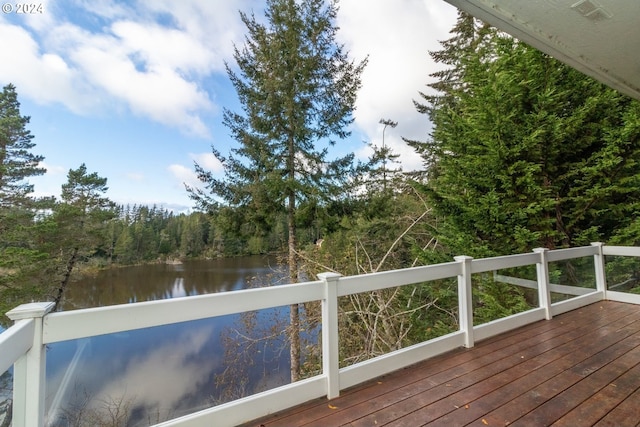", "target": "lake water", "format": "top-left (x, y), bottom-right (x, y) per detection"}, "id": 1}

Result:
top-left (44, 256), bottom-right (296, 426)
